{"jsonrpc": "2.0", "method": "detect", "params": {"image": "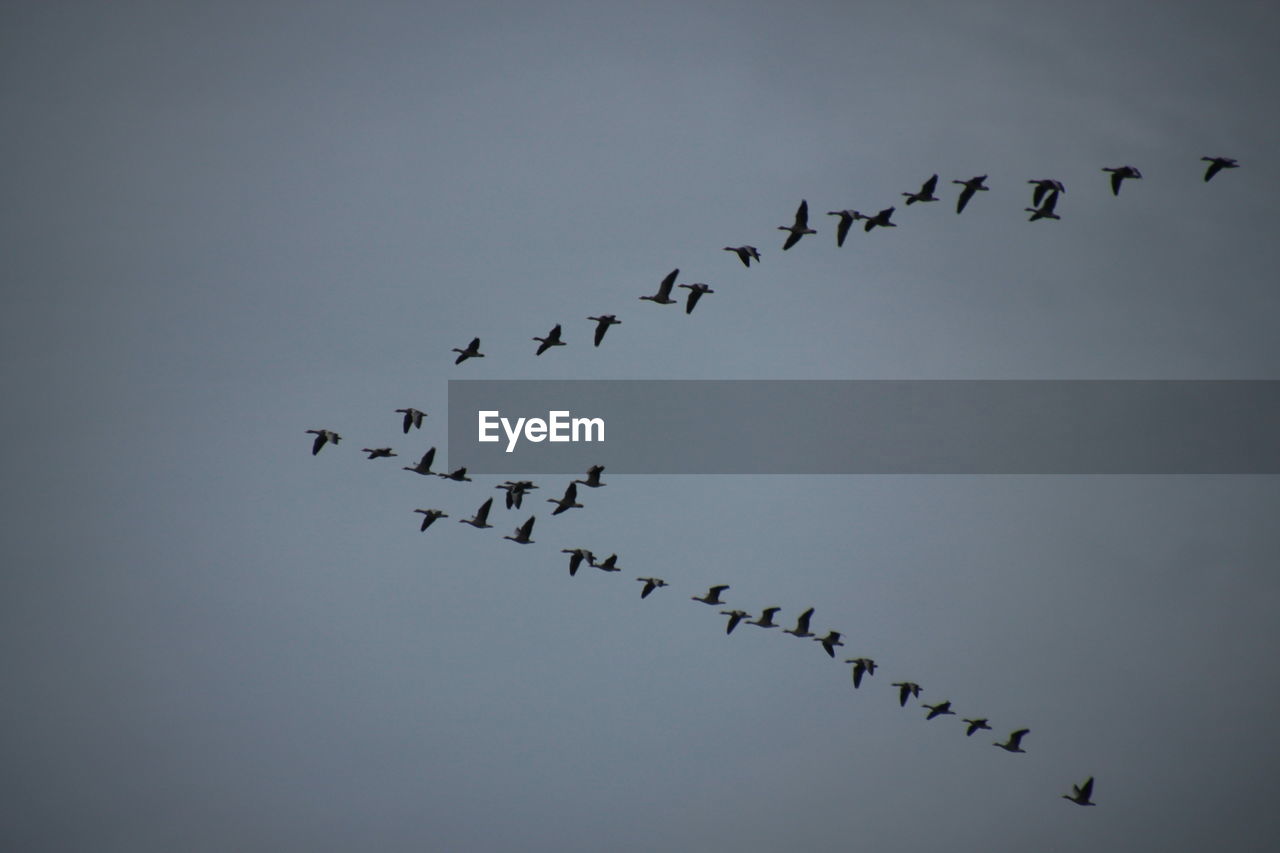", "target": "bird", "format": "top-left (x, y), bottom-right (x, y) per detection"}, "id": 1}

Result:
top-left (1201, 156), bottom-right (1238, 182)
top-left (746, 607), bottom-right (781, 628)
top-left (994, 729), bottom-right (1030, 753)
top-left (1102, 165), bottom-right (1142, 196)
top-left (783, 607), bottom-right (815, 638)
top-left (678, 282), bottom-right (714, 314)
top-left (402, 448), bottom-right (436, 476)
top-left (902, 174), bottom-right (939, 205)
top-left (953, 175), bottom-right (989, 213)
top-left (496, 480), bottom-right (537, 509)
top-left (395, 408), bottom-right (426, 433)
top-left (533, 324), bottom-right (566, 356)
top-left (640, 269), bottom-right (679, 304)
top-left (587, 315), bottom-right (621, 347)
top-left (845, 657), bottom-right (877, 688)
top-left (922, 701), bottom-right (956, 720)
top-left (413, 508), bottom-right (448, 531)
top-left (561, 548), bottom-right (595, 577)
top-left (459, 497), bottom-right (494, 528)
top-left (723, 245), bottom-right (761, 267)
top-left (863, 207), bottom-right (897, 232)
top-left (305, 429), bottom-right (341, 455)
top-left (637, 577), bottom-right (668, 598)
top-left (547, 481), bottom-right (584, 515)
top-left (779, 199), bottom-right (817, 249)
top-left (892, 682), bottom-right (922, 707)
top-left (815, 630), bottom-right (844, 657)
top-left (438, 467), bottom-right (472, 482)
top-left (720, 609), bottom-right (751, 634)
top-left (1025, 190), bottom-right (1061, 222)
top-left (826, 209), bottom-right (865, 247)
top-left (453, 337), bottom-right (484, 364)
top-left (1027, 178), bottom-right (1065, 206)
top-left (503, 516), bottom-right (535, 544)
top-left (962, 718), bottom-right (992, 736)
top-left (692, 585), bottom-right (730, 605)
top-left (361, 447), bottom-right (396, 459)
top-left (1062, 776), bottom-right (1096, 806)
top-left (574, 465), bottom-right (605, 488)
top-left (593, 553), bottom-right (621, 572)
